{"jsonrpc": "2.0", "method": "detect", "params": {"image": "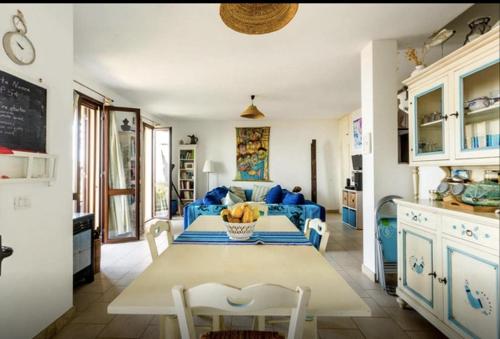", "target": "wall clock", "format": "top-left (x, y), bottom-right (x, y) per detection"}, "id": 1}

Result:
top-left (2, 10), bottom-right (36, 65)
